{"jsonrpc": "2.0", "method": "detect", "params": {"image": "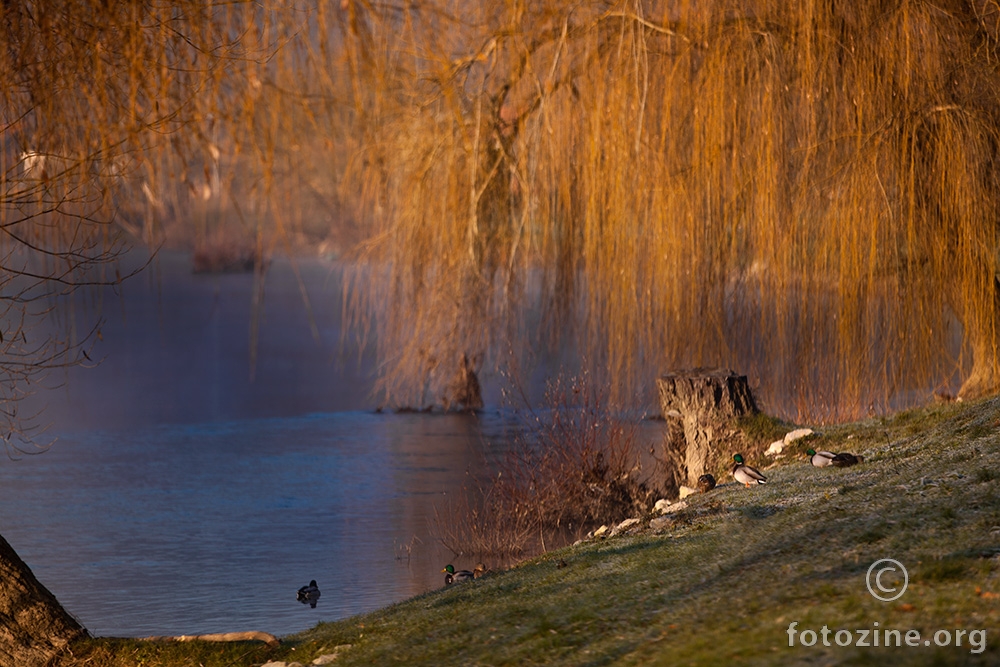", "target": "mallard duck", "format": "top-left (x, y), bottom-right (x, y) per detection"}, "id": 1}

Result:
top-left (296, 580), bottom-right (321, 608)
top-left (830, 452), bottom-right (864, 467)
top-left (473, 563), bottom-right (487, 579)
top-left (732, 454), bottom-right (767, 487)
top-left (697, 473), bottom-right (716, 493)
top-left (806, 448), bottom-right (837, 467)
top-left (442, 564), bottom-right (475, 585)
